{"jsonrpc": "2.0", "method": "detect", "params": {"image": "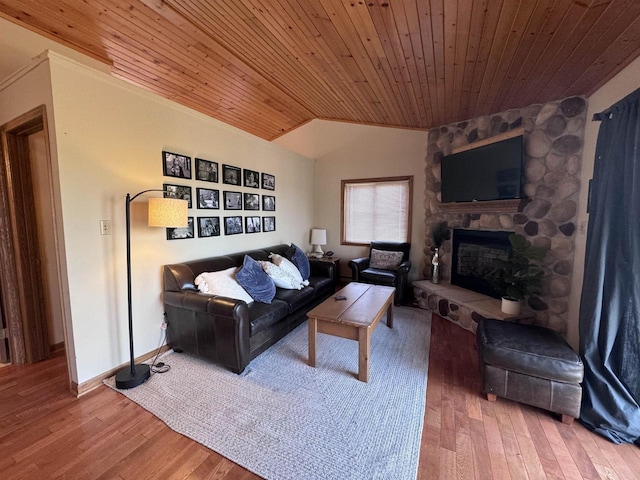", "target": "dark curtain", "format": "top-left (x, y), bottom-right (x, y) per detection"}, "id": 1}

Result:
top-left (579, 87), bottom-right (640, 445)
